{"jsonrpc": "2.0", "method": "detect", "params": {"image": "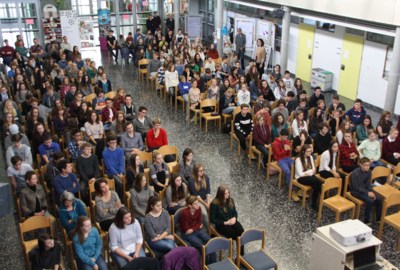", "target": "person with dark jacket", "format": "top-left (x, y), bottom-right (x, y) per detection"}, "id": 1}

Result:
top-left (234, 104), bottom-right (253, 151)
top-left (29, 233), bottom-right (62, 270)
top-left (253, 114), bottom-right (271, 167)
top-left (313, 123), bottom-right (333, 155)
top-left (308, 86), bottom-right (325, 108)
top-left (345, 99), bottom-right (366, 131)
top-left (382, 127), bottom-right (400, 165)
top-left (349, 157), bottom-right (383, 224)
